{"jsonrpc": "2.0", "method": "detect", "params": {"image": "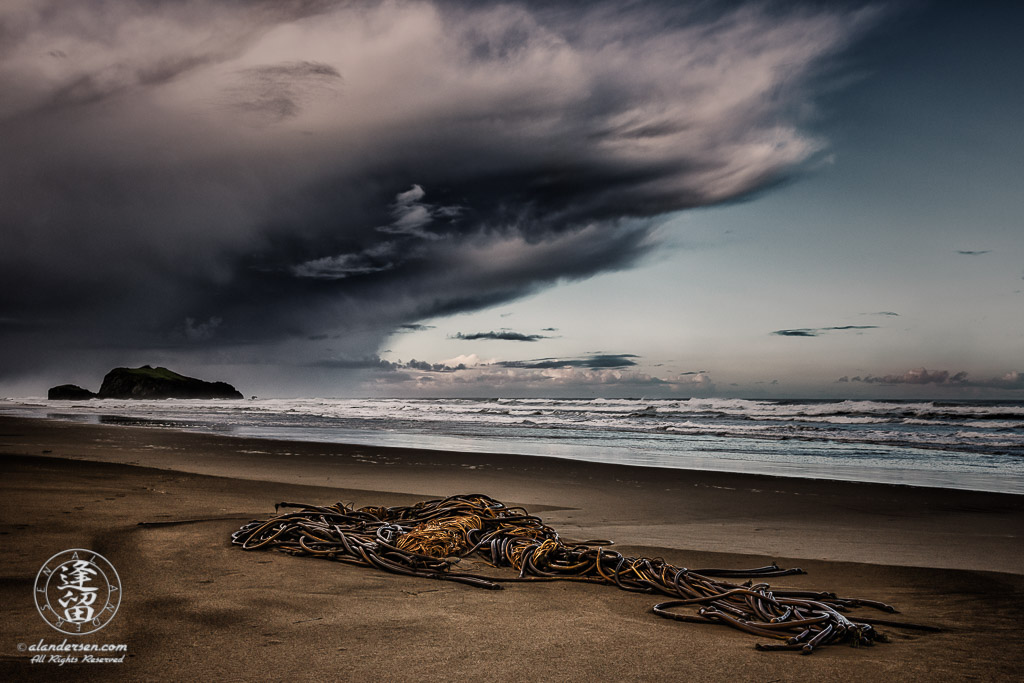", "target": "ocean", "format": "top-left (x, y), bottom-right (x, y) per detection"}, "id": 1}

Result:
top-left (4, 396), bottom-right (1023, 495)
